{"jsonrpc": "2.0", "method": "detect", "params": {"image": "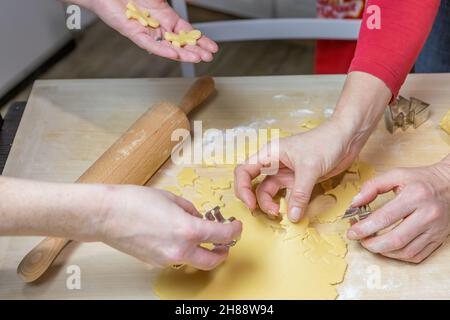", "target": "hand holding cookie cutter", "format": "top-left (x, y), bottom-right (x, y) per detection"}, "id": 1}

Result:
top-left (172, 206), bottom-right (238, 269)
